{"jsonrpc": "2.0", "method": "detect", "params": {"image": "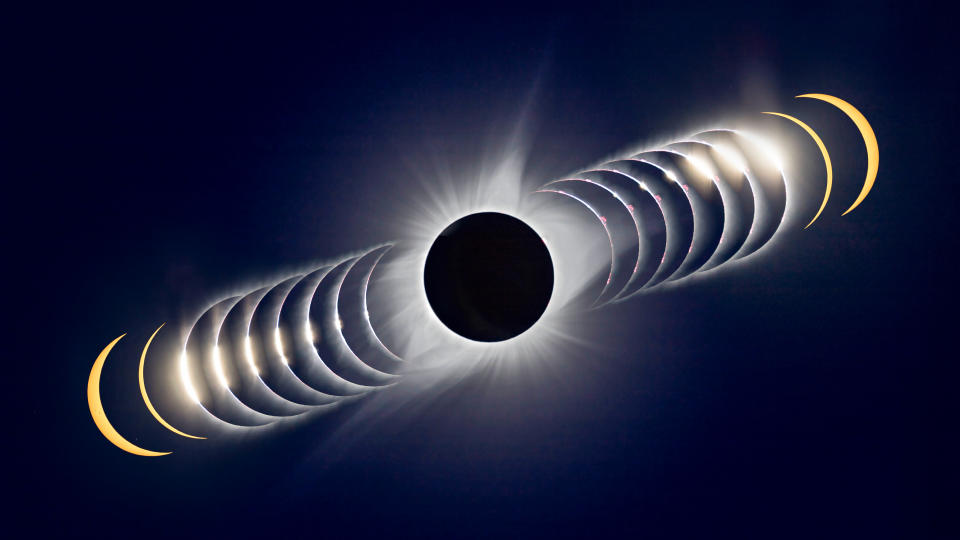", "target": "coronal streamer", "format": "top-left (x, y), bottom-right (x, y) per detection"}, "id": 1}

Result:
top-left (87, 93), bottom-right (878, 456)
